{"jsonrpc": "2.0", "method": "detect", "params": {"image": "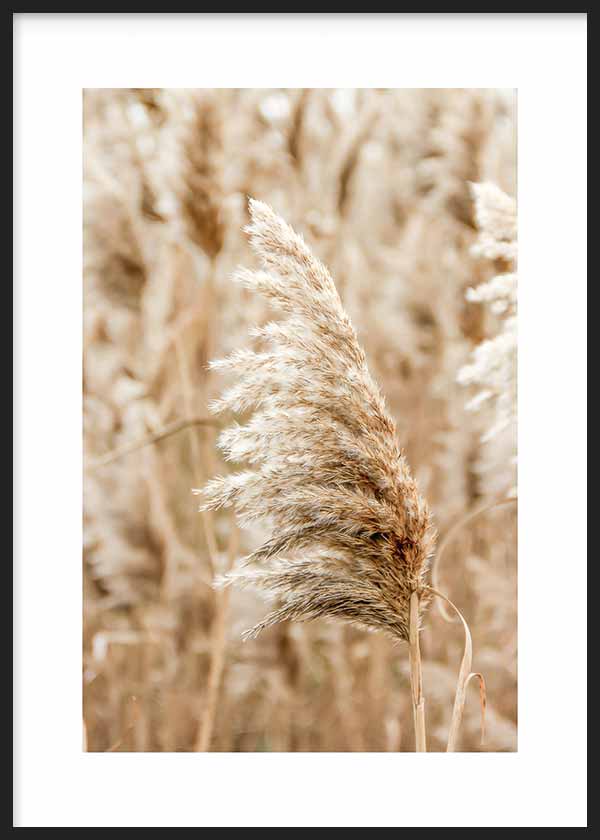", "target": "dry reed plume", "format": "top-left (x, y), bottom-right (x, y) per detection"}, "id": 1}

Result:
top-left (201, 199), bottom-right (435, 645)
